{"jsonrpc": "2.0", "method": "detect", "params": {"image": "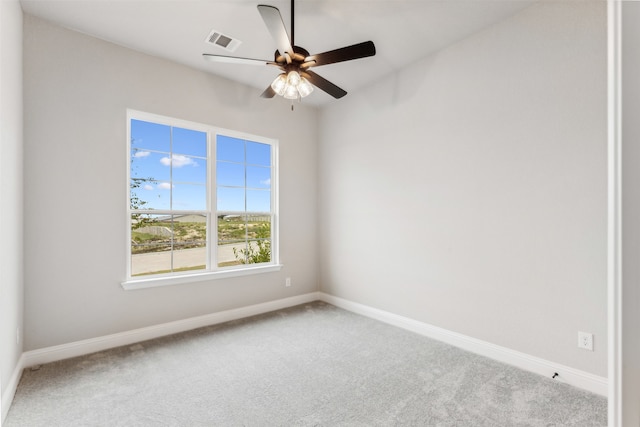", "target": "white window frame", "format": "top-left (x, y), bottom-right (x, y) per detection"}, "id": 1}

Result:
top-left (123, 109), bottom-right (280, 290)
